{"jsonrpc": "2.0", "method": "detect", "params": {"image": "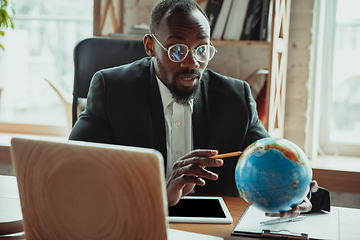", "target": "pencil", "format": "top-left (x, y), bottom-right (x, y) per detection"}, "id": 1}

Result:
top-left (209, 151), bottom-right (243, 159)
